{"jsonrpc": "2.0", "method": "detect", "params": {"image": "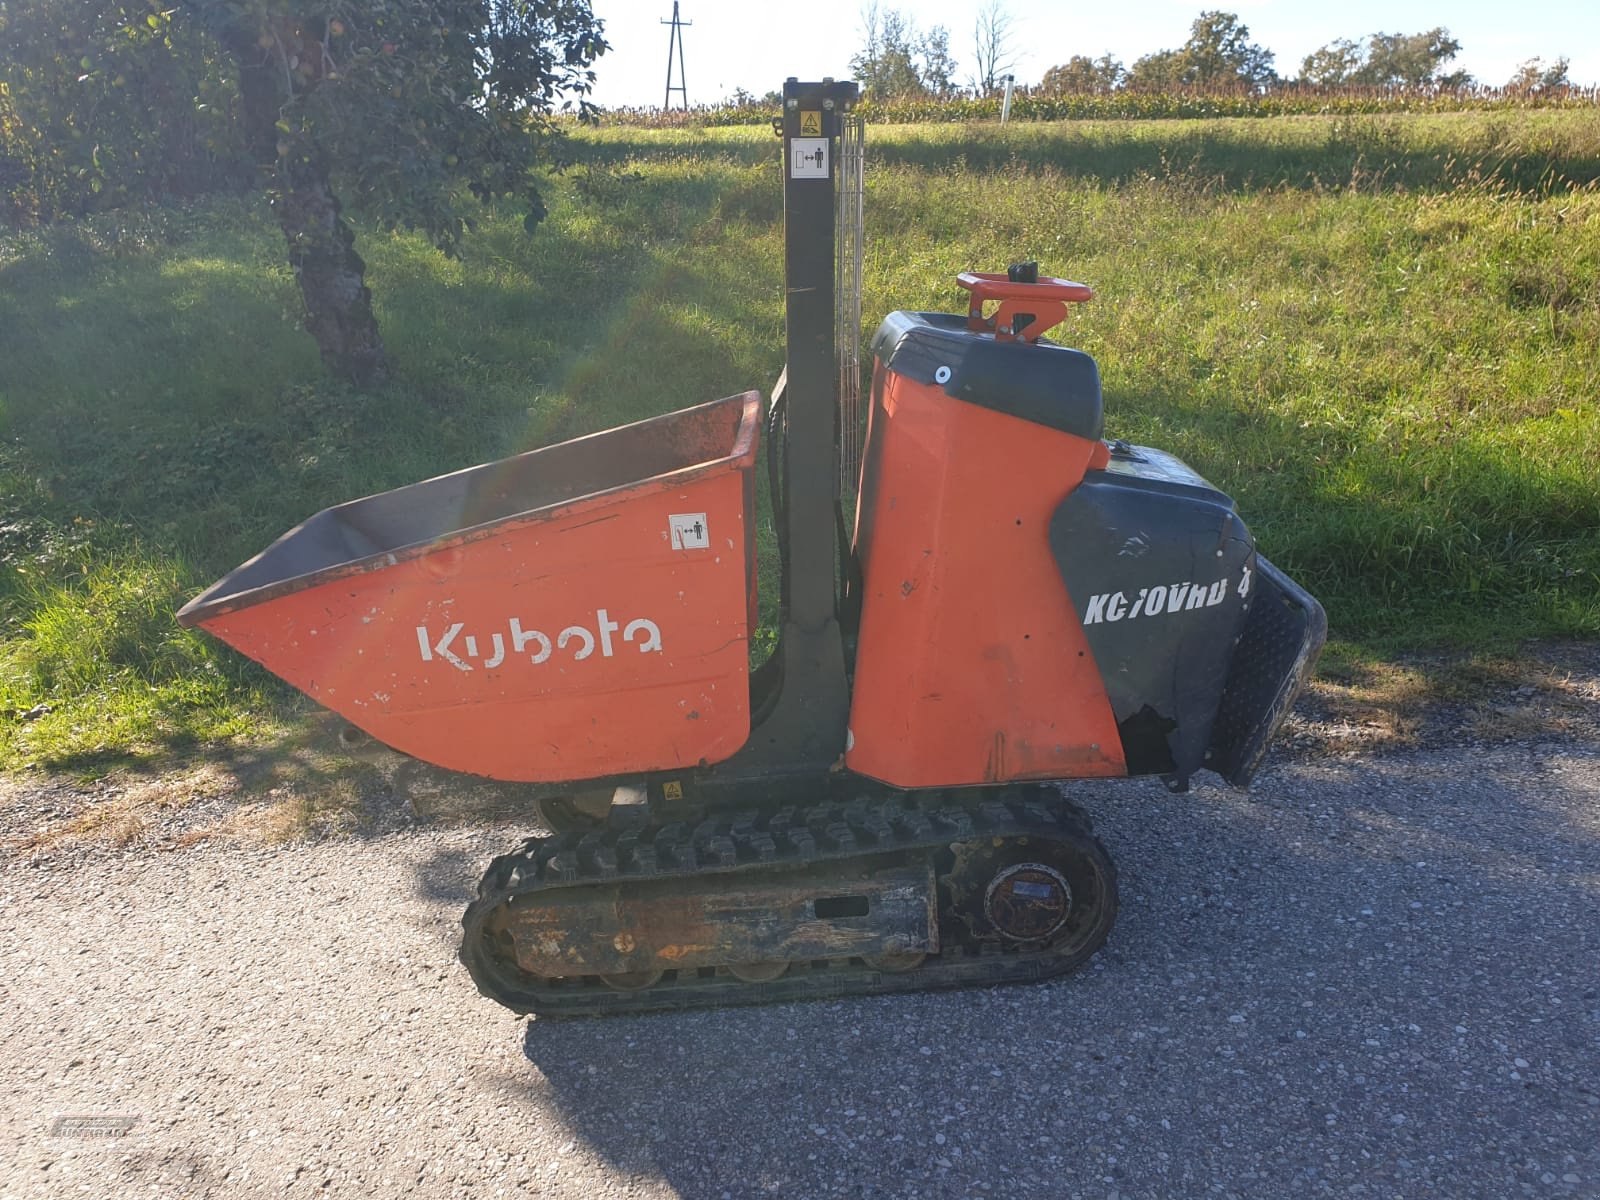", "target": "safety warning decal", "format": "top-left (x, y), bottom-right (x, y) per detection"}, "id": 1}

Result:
top-left (669, 512), bottom-right (710, 550)
top-left (799, 110), bottom-right (822, 136)
top-left (789, 137), bottom-right (828, 179)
